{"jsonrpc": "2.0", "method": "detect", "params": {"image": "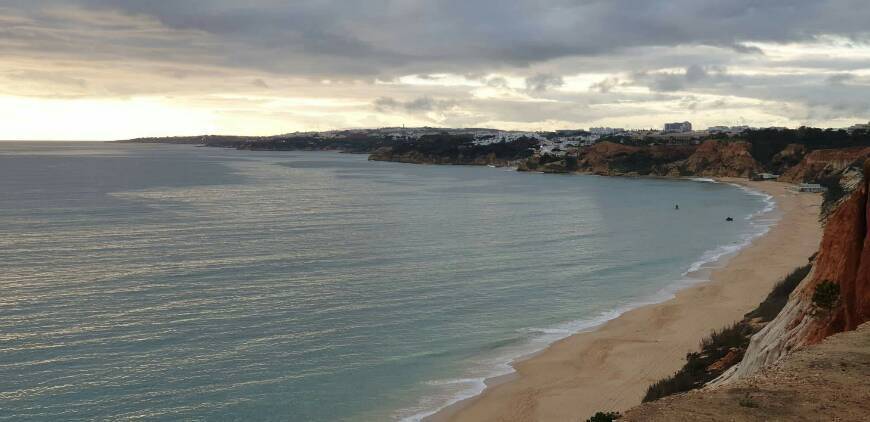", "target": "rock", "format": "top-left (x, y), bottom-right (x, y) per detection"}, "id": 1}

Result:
top-left (779, 147), bottom-right (870, 183)
top-left (706, 349), bottom-right (742, 373)
top-left (576, 142), bottom-right (694, 176)
top-left (678, 140), bottom-right (762, 178)
top-left (770, 144), bottom-right (807, 174)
